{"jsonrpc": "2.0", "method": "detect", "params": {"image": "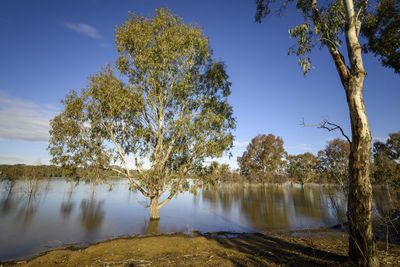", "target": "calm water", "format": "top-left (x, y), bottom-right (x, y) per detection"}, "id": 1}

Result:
top-left (0, 178), bottom-right (393, 261)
